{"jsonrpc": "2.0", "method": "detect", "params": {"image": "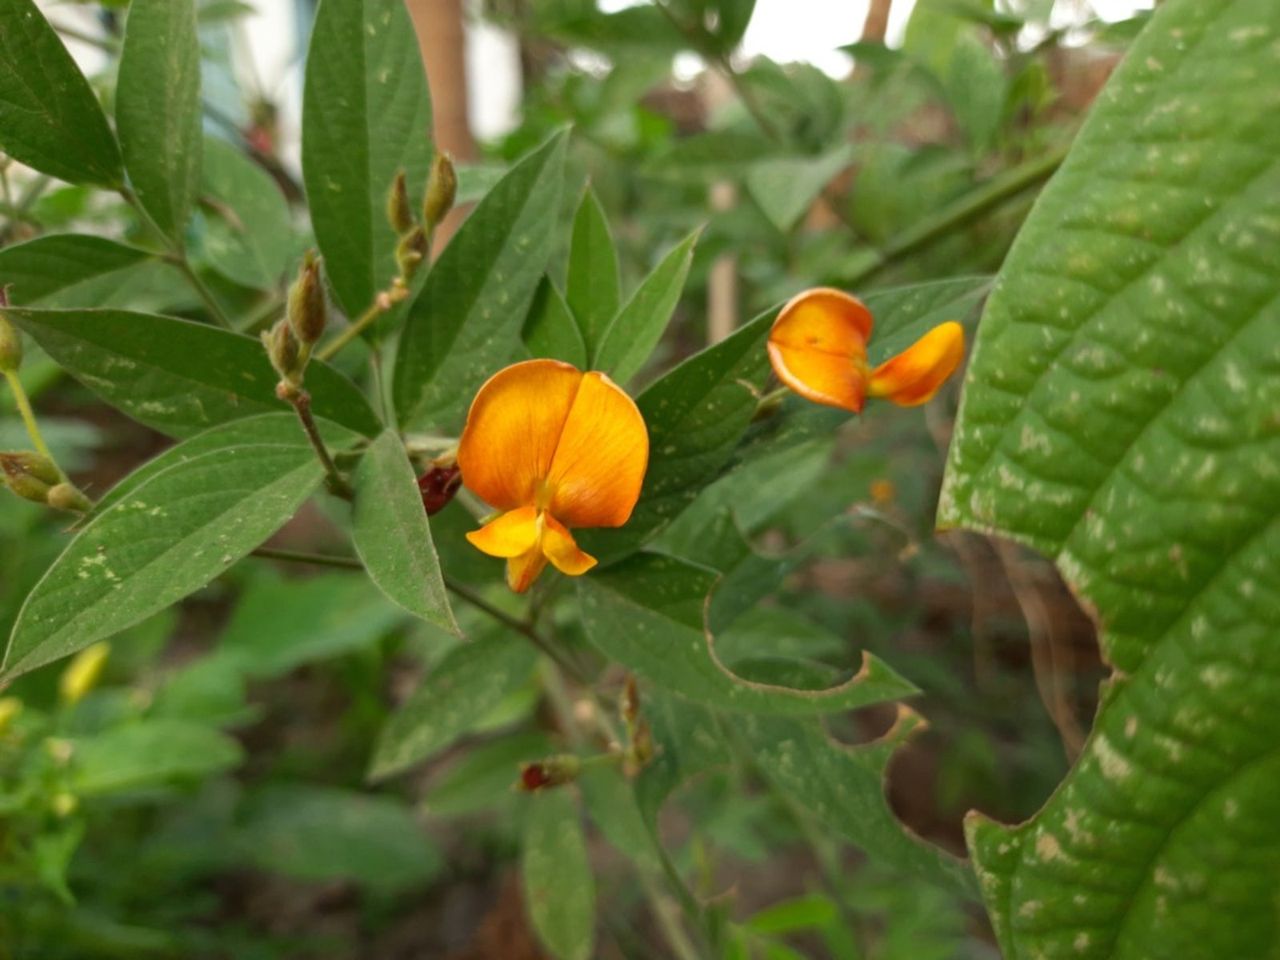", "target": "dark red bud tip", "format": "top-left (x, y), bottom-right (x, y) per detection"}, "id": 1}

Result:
top-left (520, 763), bottom-right (554, 792)
top-left (418, 464), bottom-right (462, 516)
